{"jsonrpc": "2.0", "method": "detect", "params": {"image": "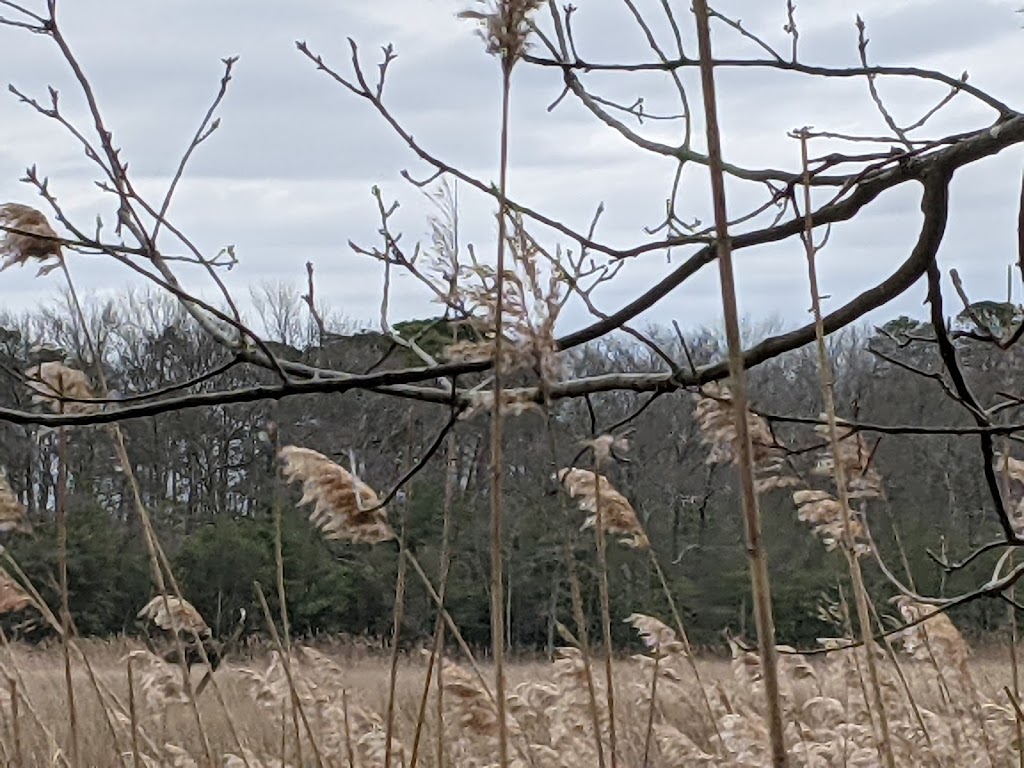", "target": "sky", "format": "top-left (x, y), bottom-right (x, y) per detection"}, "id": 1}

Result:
top-left (0, 0), bottom-right (1022, 340)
